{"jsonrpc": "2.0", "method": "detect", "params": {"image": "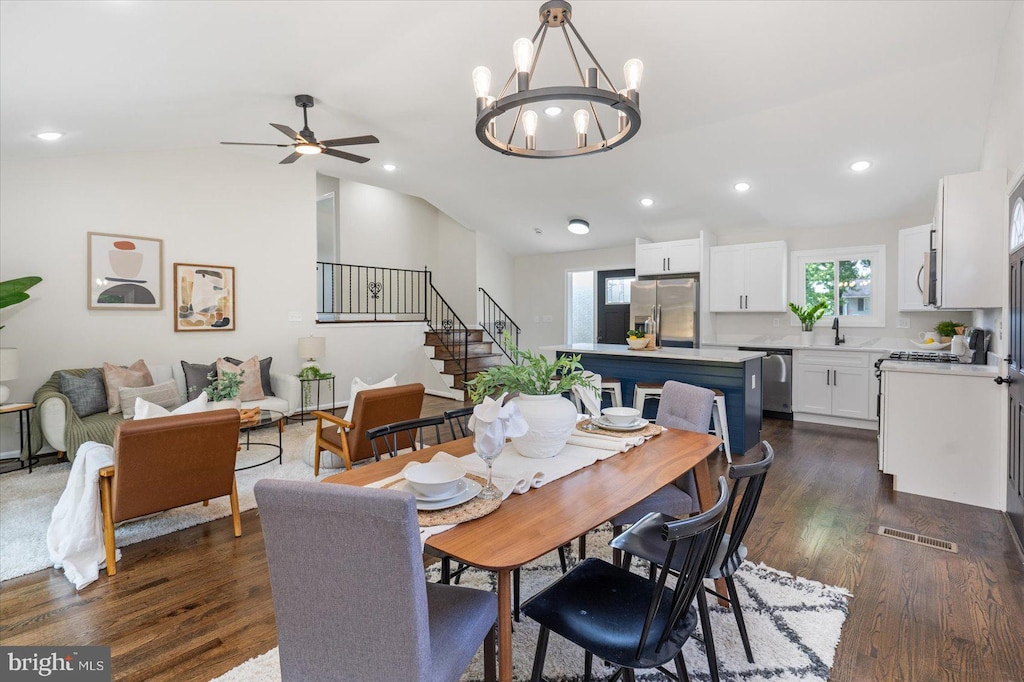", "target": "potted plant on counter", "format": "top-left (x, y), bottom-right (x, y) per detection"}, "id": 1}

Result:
top-left (789, 300), bottom-right (829, 345)
top-left (467, 333), bottom-right (596, 458)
